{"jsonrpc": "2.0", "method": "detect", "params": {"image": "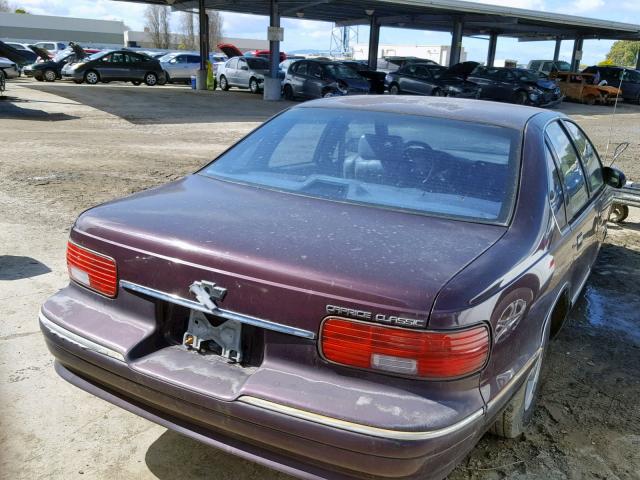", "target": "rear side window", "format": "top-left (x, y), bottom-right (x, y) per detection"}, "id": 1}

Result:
top-left (294, 62), bottom-right (308, 75)
top-left (202, 108), bottom-right (521, 224)
top-left (563, 121), bottom-right (604, 194)
top-left (546, 122), bottom-right (589, 219)
top-left (545, 144), bottom-right (567, 229)
top-left (226, 58), bottom-right (237, 69)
